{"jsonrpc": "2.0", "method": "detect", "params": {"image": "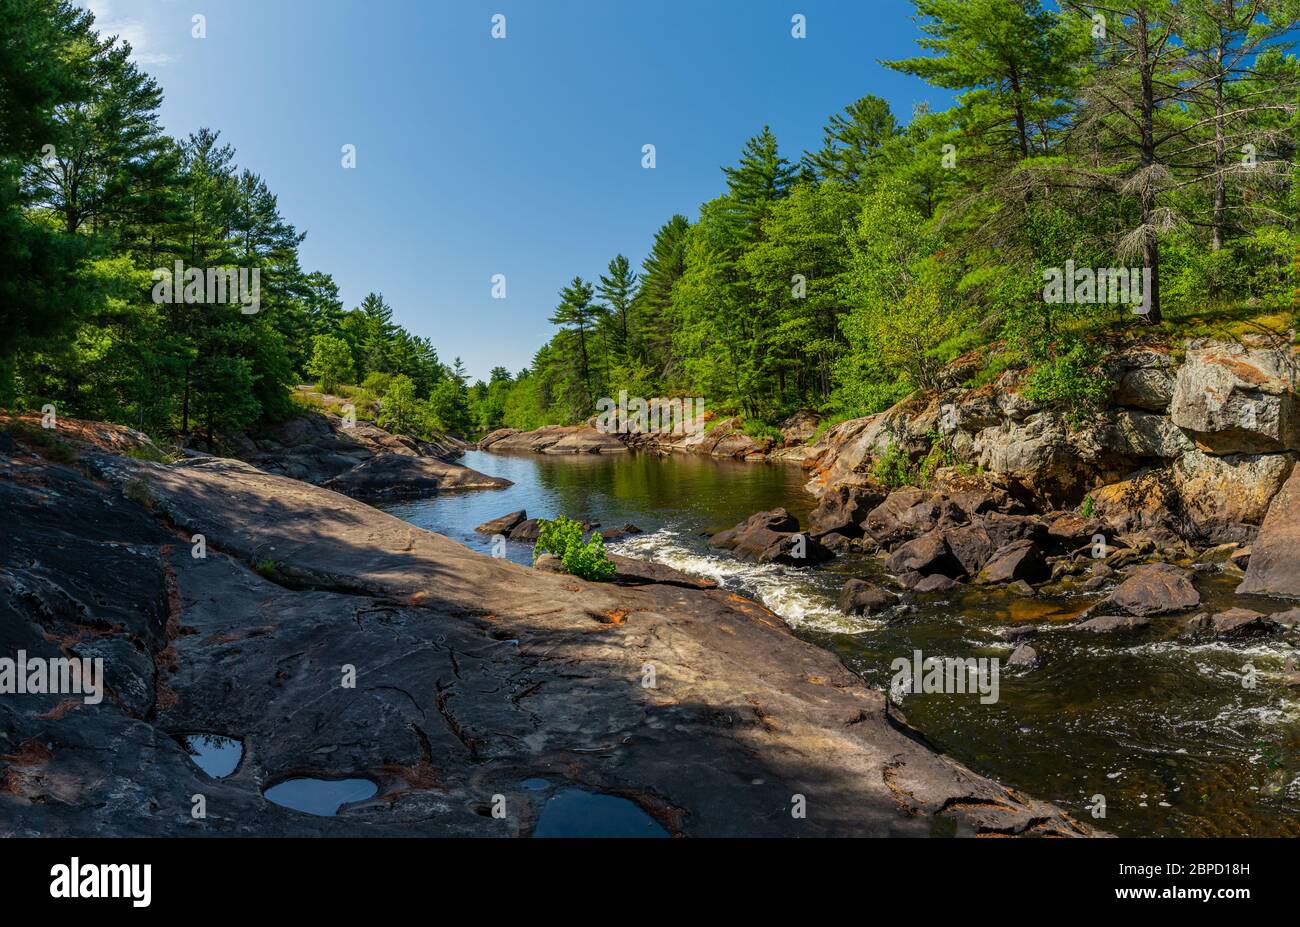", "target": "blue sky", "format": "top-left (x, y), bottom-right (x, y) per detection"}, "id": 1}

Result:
top-left (83, 0), bottom-right (954, 381)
